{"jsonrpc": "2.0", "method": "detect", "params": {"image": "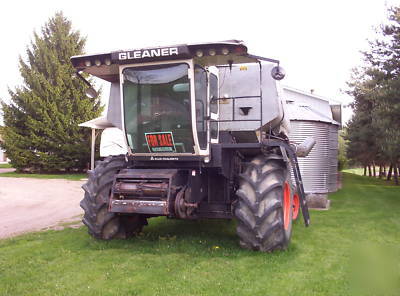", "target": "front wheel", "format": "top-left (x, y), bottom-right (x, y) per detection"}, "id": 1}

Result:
top-left (80, 156), bottom-right (147, 240)
top-left (234, 155), bottom-right (293, 252)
